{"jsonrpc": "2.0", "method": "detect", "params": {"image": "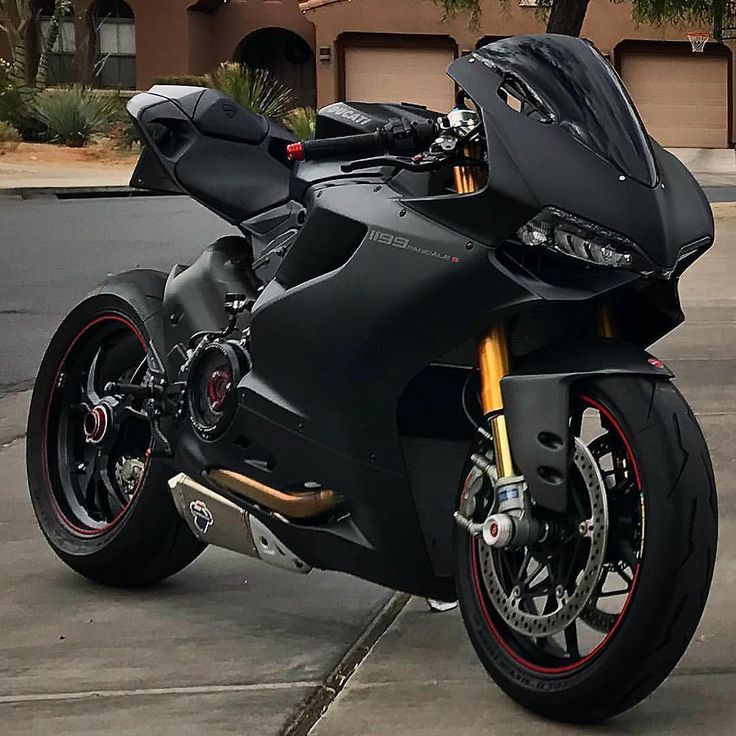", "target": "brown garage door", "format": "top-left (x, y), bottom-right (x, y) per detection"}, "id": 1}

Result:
top-left (620, 48), bottom-right (729, 148)
top-left (344, 44), bottom-right (455, 113)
